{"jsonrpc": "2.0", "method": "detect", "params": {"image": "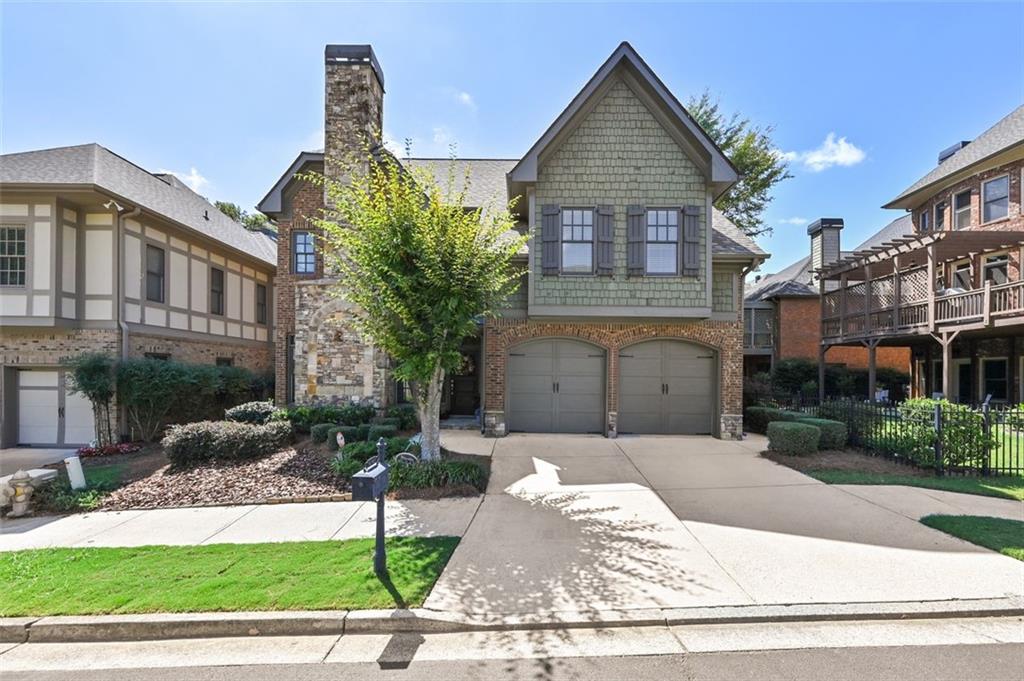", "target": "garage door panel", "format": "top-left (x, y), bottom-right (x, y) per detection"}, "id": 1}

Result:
top-left (667, 412), bottom-right (713, 434)
top-left (507, 339), bottom-right (605, 434)
top-left (18, 371), bottom-right (60, 445)
top-left (619, 340), bottom-right (715, 435)
top-left (64, 389), bottom-right (96, 445)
